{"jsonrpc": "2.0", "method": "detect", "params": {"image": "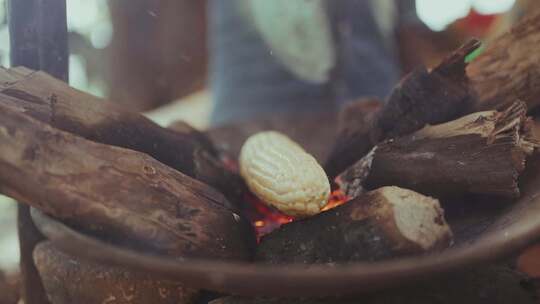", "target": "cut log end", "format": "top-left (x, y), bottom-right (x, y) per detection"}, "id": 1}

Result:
top-left (256, 187), bottom-right (452, 264)
top-left (381, 187), bottom-right (452, 251)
